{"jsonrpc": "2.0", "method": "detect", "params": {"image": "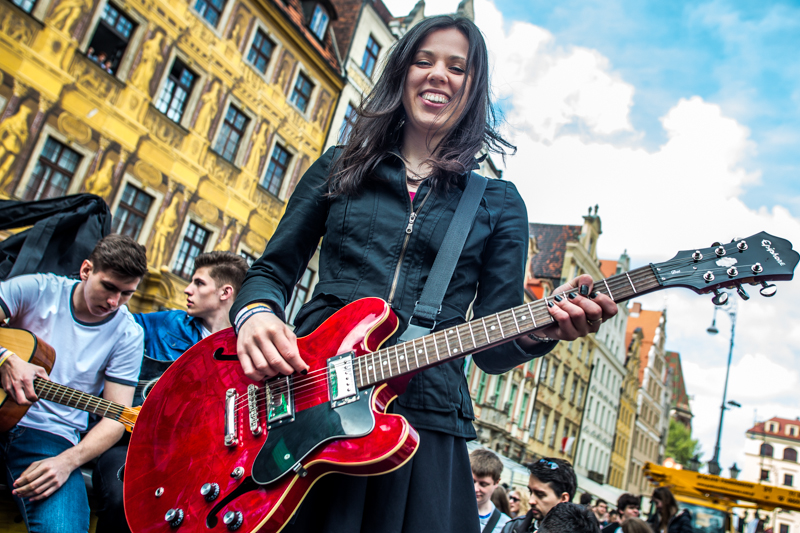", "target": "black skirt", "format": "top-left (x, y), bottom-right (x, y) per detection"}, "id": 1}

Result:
top-left (283, 428), bottom-right (481, 533)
